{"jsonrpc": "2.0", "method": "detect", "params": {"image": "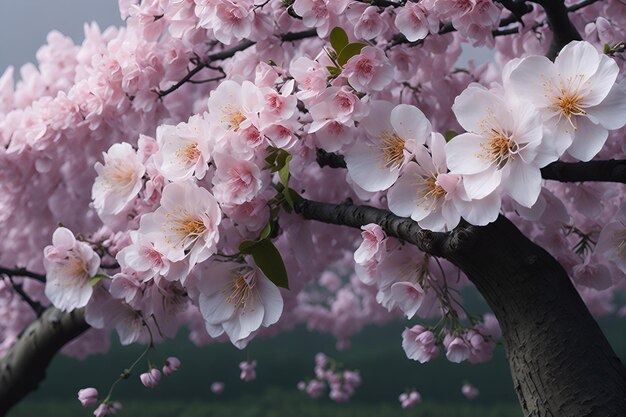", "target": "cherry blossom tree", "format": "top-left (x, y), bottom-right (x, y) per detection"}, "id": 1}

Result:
top-left (1, 0), bottom-right (626, 416)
